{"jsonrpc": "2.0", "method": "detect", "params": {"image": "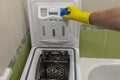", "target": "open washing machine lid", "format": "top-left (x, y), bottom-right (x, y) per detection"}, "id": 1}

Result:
top-left (28, 0), bottom-right (81, 47)
top-left (21, 0), bottom-right (81, 80)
